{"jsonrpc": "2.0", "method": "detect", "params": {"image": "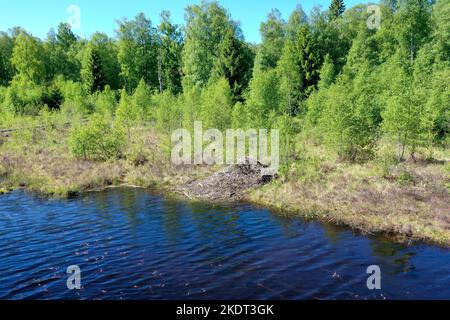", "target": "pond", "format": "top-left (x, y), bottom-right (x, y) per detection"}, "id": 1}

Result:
top-left (0, 188), bottom-right (448, 300)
